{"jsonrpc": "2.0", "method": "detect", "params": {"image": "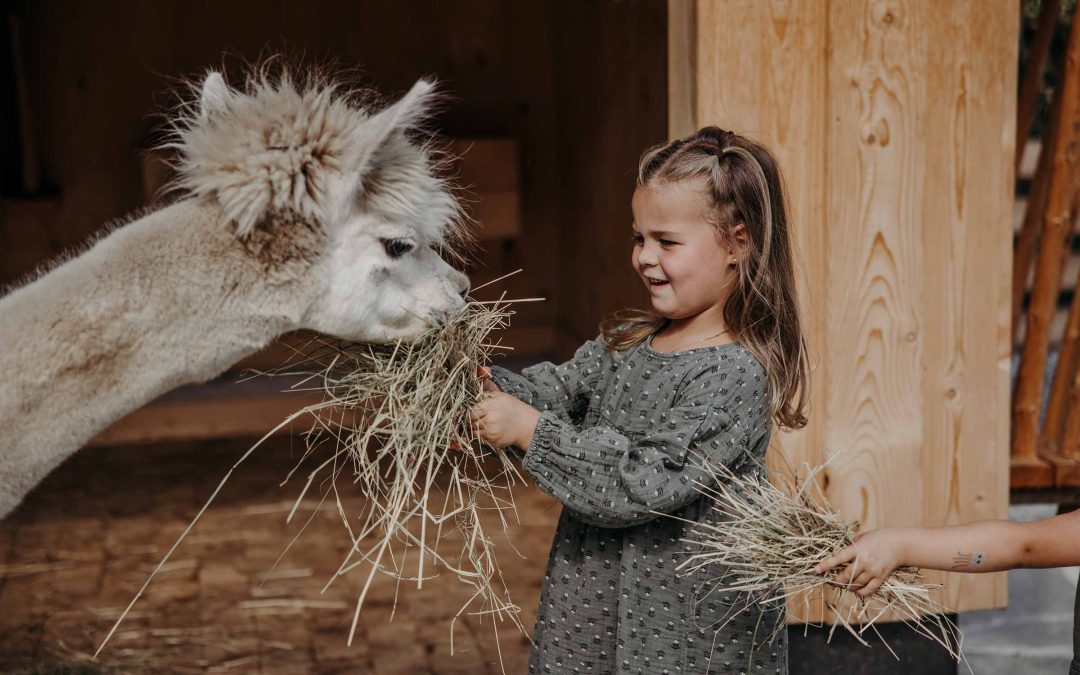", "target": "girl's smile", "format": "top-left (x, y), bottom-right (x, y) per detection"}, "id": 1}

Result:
top-left (630, 179), bottom-right (742, 328)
